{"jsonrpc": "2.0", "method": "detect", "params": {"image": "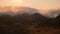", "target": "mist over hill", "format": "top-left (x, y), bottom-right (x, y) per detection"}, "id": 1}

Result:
top-left (0, 7), bottom-right (60, 34)
top-left (0, 7), bottom-right (60, 23)
top-left (0, 7), bottom-right (60, 24)
top-left (0, 7), bottom-right (50, 24)
top-left (0, 7), bottom-right (39, 16)
top-left (0, 6), bottom-right (60, 18)
top-left (46, 9), bottom-right (60, 18)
